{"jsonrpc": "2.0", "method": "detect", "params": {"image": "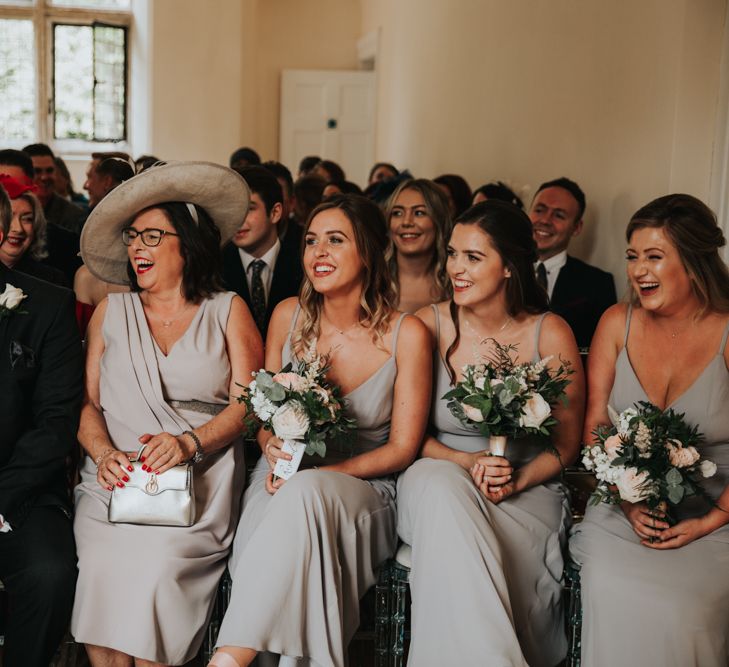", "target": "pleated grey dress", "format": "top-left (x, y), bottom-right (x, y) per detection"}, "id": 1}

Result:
top-left (397, 307), bottom-right (570, 667)
top-left (570, 307), bottom-right (729, 666)
top-left (216, 307), bottom-right (407, 667)
top-left (72, 292), bottom-right (246, 665)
